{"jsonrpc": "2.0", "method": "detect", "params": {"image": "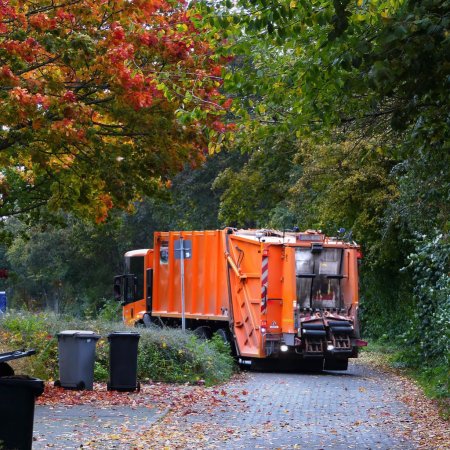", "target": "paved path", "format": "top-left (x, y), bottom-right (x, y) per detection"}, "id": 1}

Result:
top-left (33, 362), bottom-right (417, 449)
top-left (34, 405), bottom-right (165, 449)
